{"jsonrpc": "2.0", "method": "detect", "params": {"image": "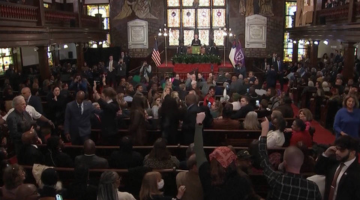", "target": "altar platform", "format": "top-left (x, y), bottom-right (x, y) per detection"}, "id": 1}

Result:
top-left (157, 62), bottom-right (233, 74)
